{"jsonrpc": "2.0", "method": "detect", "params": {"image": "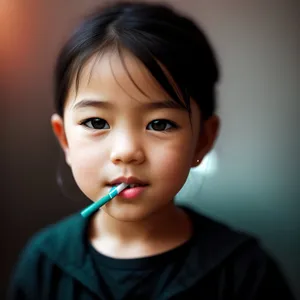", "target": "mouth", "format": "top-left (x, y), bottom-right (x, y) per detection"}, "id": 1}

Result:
top-left (107, 183), bottom-right (149, 189)
top-left (107, 183), bottom-right (148, 199)
top-left (107, 176), bottom-right (149, 189)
